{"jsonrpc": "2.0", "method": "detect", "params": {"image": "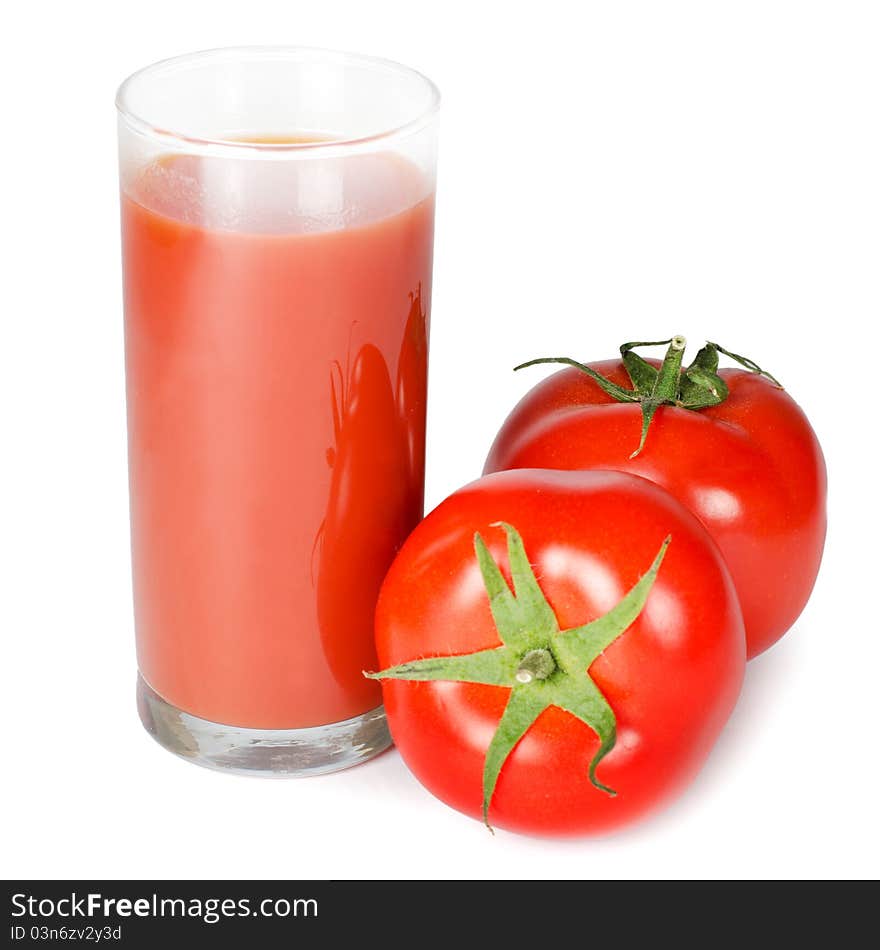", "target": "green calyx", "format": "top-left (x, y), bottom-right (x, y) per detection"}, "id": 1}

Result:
top-left (365, 523), bottom-right (670, 831)
top-left (515, 337), bottom-right (782, 457)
